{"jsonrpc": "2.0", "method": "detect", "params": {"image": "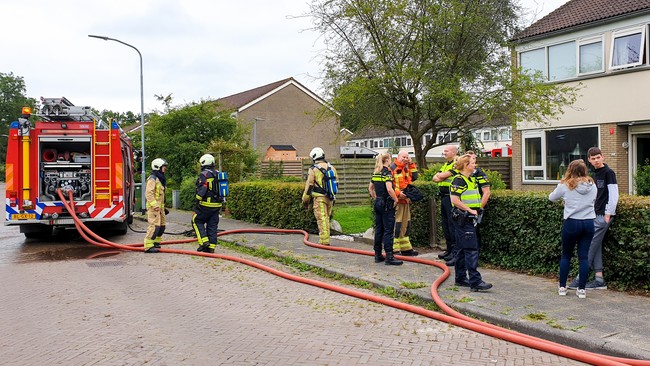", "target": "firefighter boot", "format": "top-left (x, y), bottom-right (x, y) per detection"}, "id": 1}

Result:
top-left (206, 244), bottom-right (216, 254)
top-left (197, 244), bottom-right (209, 252)
top-left (385, 252), bottom-right (403, 266)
